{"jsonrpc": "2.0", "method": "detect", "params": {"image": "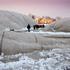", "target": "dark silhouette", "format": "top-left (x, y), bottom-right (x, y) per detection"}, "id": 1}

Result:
top-left (10, 28), bottom-right (14, 31)
top-left (27, 24), bottom-right (31, 32)
top-left (33, 24), bottom-right (45, 30)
